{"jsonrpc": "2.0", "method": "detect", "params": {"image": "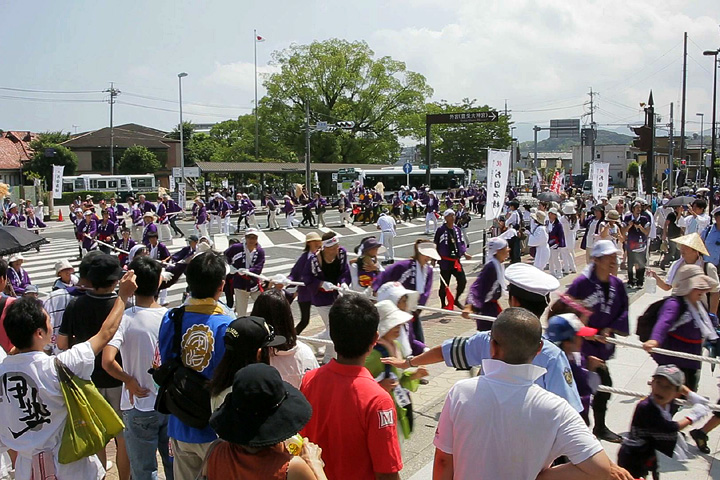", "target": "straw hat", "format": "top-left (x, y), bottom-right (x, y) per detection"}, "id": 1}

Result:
top-left (531, 210), bottom-right (547, 225)
top-left (305, 232), bottom-right (321, 243)
top-left (606, 210), bottom-right (620, 221)
top-left (672, 264), bottom-right (719, 297)
top-left (671, 233), bottom-right (709, 257)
